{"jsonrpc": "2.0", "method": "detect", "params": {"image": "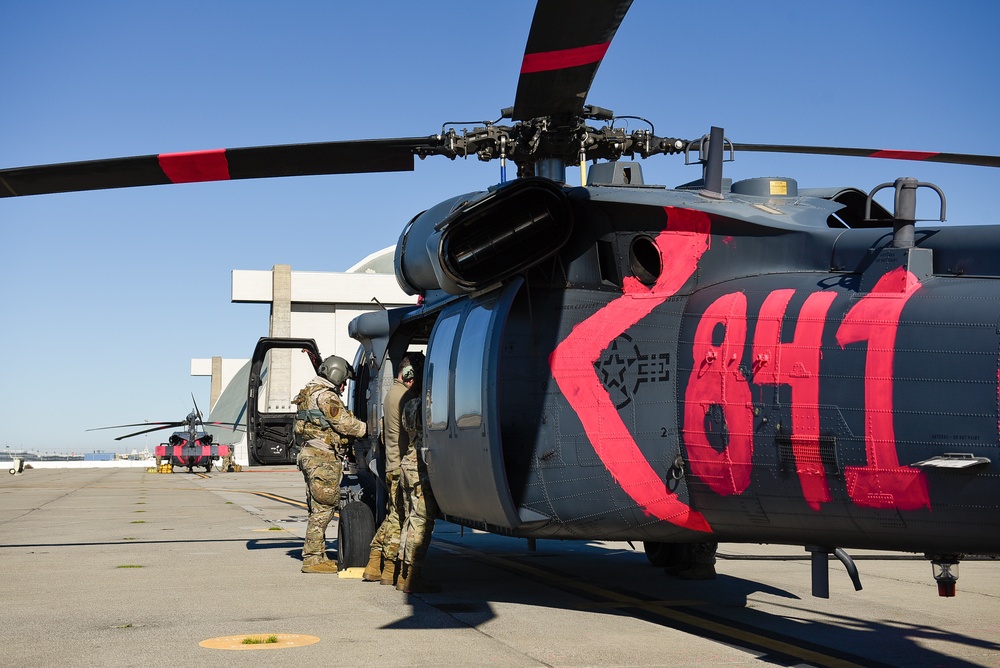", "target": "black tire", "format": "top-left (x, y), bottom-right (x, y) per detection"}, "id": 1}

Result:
top-left (643, 541), bottom-right (683, 567)
top-left (337, 501), bottom-right (375, 570)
